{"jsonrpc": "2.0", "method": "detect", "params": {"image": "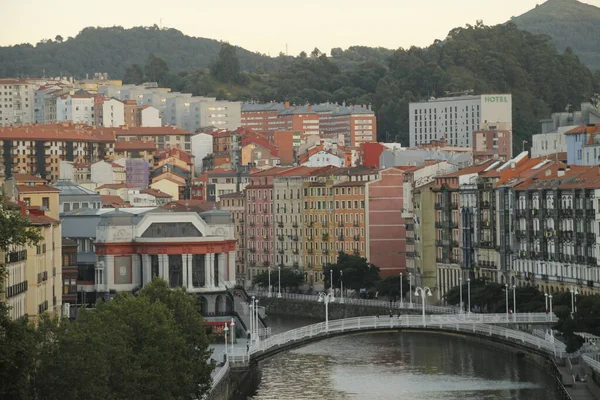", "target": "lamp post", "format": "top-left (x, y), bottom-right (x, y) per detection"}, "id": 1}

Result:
top-left (467, 278), bottom-right (471, 314)
top-left (268, 266), bottom-right (272, 298)
top-left (512, 285), bottom-right (517, 318)
top-left (459, 277), bottom-right (463, 314)
top-left (340, 270), bottom-right (344, 304)
top-left (414, 286), bottom-right (433, 325)
top-left (253, 298), bottom-right (260, 343)
top-left (277, 266), bottom-right (282, 299)
top-left (570, 286), bottom-right (578, 318)
top-left (505, 284), bottom-right (509, 321)
top-left (399, 272), bottom-right (403, 307)
top-left (230, 318), bottom-right (236, 357)
top-left (318, 291), bottom-right (335, 332)
top-left (549, 294), bottom-right (553, 321)
top-left (223, 323), bottom-right (229, 363)
top-left (249, 296), bottom-right (255, 343)
top-left (409, 272), bottom-right (413, 308)
top-left (330, 268), bottom-right (334, 294)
